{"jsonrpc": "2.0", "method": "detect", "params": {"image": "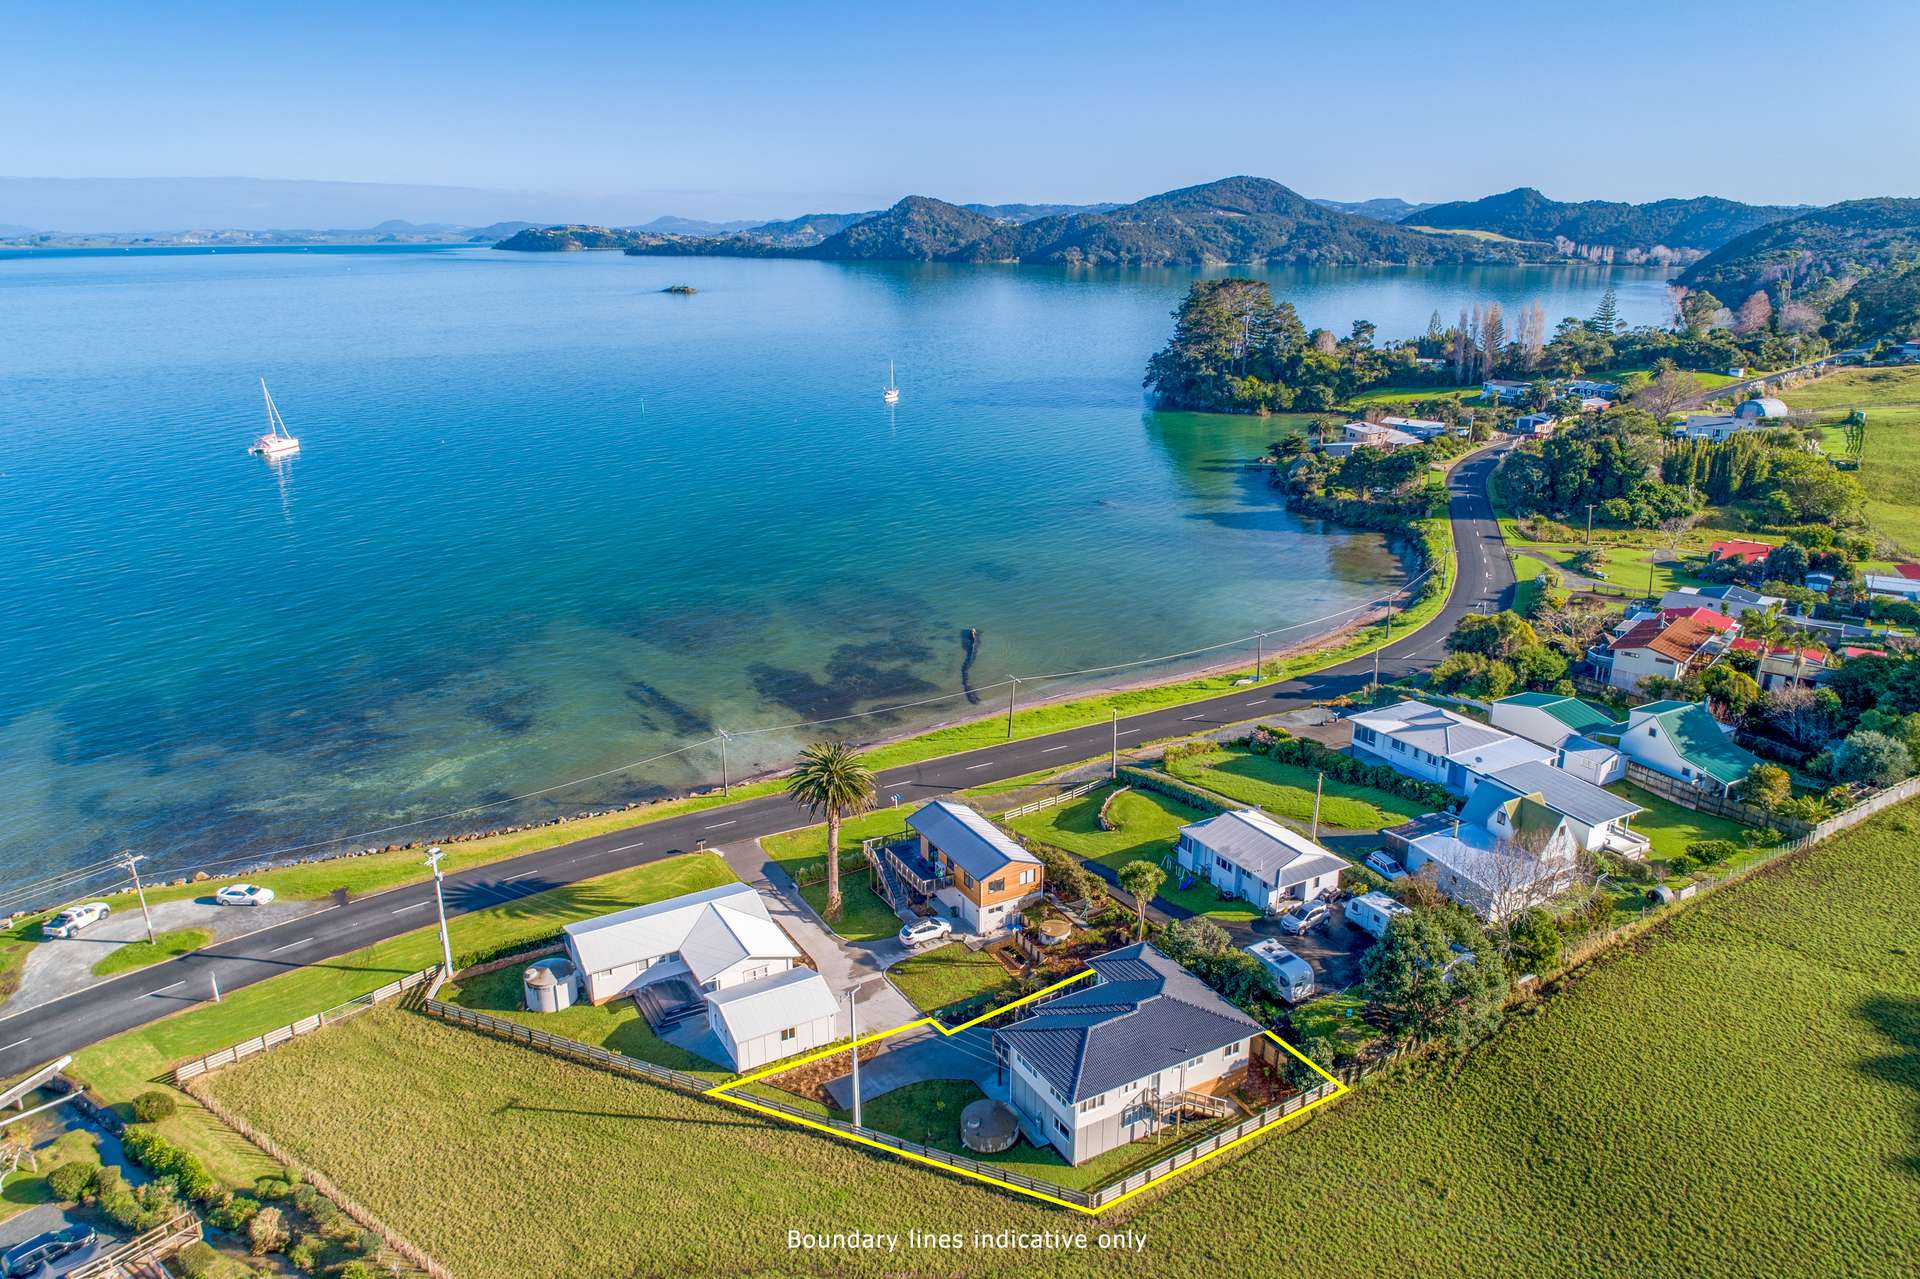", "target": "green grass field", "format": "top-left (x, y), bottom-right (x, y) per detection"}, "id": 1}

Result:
top-left (1791, 366), bottom-right (1920, 553)
top-left (1163, 747), bottom-right (1425, 831)
top-left (1007, 785), bottom-right (1258, 922)
top-left (197, 800), bottom-right (1920, 1277)
top-left (90, 926), bottom-right (212, 977)
top-left (67, 851), bottom-right (737, 1186)
top-left (886, 943), bottom-right (1015, 1018)
top-left (1343, 383), bottom-right (1479, 407)
top-left (1610, 783), bottom-right (1750, 861)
